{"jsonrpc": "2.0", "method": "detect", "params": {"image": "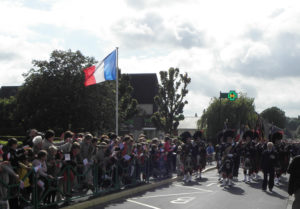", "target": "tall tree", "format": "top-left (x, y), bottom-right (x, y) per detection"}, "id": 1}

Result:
top-left (260, 106), bottom-right (286, 129)
top-left (151, 67), bottom-right (191, 134)
top-left (15, 49), bottom-right (137, 134)
top-left (118, 73), bottom-right (138, 124)
top-left (199, 94), bottom-right (257, 143)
